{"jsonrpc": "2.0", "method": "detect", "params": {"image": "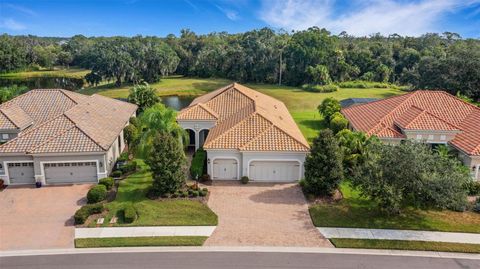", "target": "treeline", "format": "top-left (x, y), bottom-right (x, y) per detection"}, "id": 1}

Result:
top-left (0, 27), bottom-right (479, 100)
